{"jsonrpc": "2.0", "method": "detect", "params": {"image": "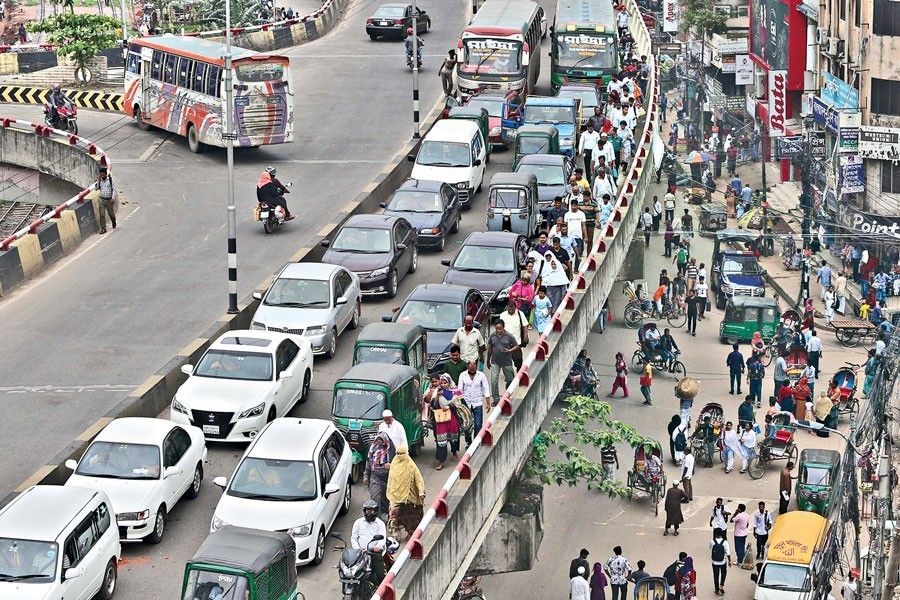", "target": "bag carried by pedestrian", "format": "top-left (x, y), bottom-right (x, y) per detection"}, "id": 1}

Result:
top-left (433, 406), bottom-right (452, 423)
top-left (711, 539), bottom-right (726, 562)
top-left (674, 430), bottom-right (687, 452)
